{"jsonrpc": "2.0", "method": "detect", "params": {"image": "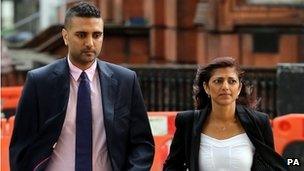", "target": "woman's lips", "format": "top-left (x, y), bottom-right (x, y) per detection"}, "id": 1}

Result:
top-left (219, 93), bottom-right (231, 97)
